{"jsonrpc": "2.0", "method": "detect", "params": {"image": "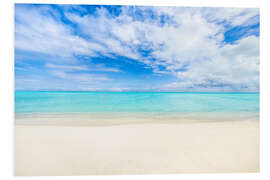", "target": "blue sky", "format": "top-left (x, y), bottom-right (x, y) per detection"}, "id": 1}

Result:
top-left (15, 4), bottom-right (260, 92)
